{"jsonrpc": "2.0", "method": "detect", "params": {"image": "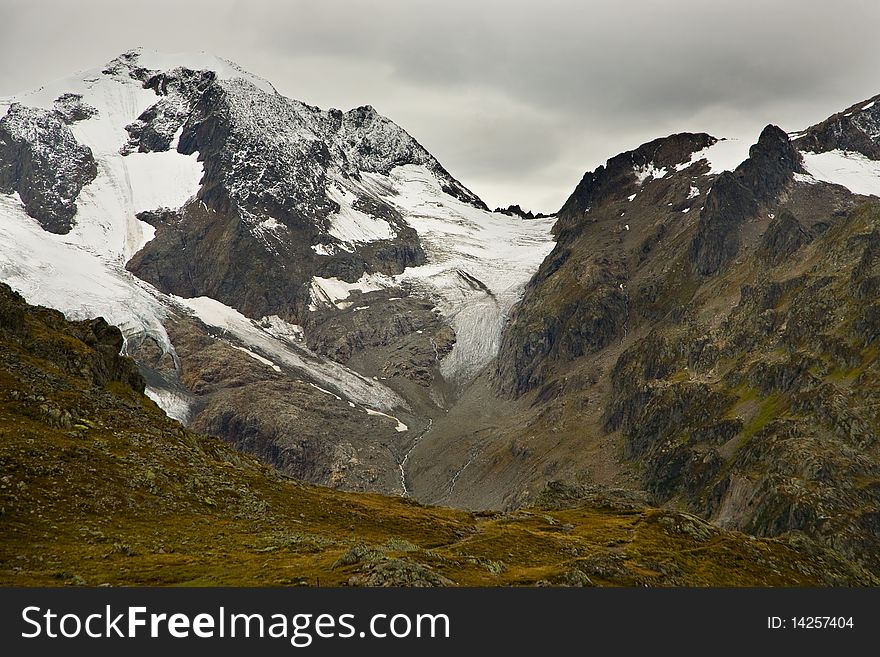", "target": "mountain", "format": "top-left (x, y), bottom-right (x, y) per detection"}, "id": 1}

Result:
top-left (1, 281), bottom-right (873, 586)
top-left (3, 49), bottom-right (880, 581)
top-left (408, 109), bottom-right (880, 575)
top-left (0, 49), bottom-right (555, 494)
